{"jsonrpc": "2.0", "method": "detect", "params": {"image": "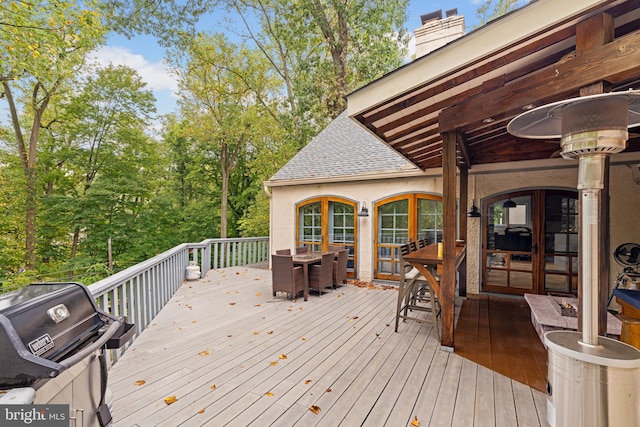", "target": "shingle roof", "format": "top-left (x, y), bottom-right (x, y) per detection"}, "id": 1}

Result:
top-left (269, 112), bottom-right (415, 182)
